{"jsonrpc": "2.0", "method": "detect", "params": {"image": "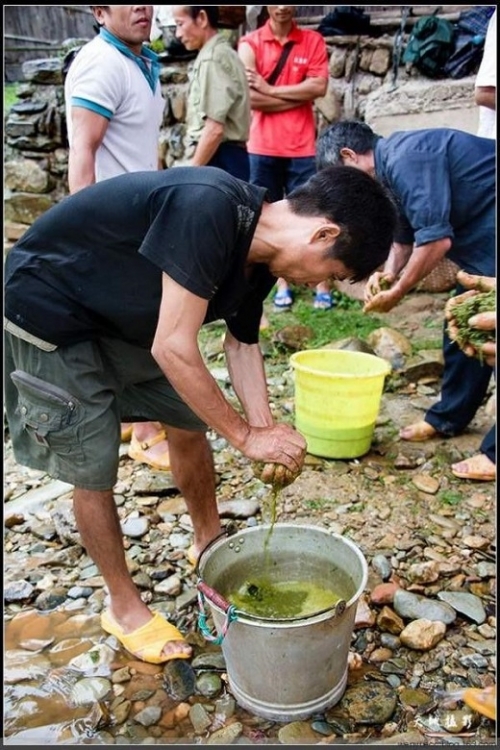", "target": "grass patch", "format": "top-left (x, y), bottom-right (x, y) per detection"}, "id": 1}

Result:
top-left (199, 284), bottom-right (442, 363)
top-left (263, 287), bottom-right (385, 349)
top-left (4, 83), bottom-right (19, 115)
top-left (304, 498), bottom-right (332, 510)
top-left (439, 489), bottom-right (463, 506)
